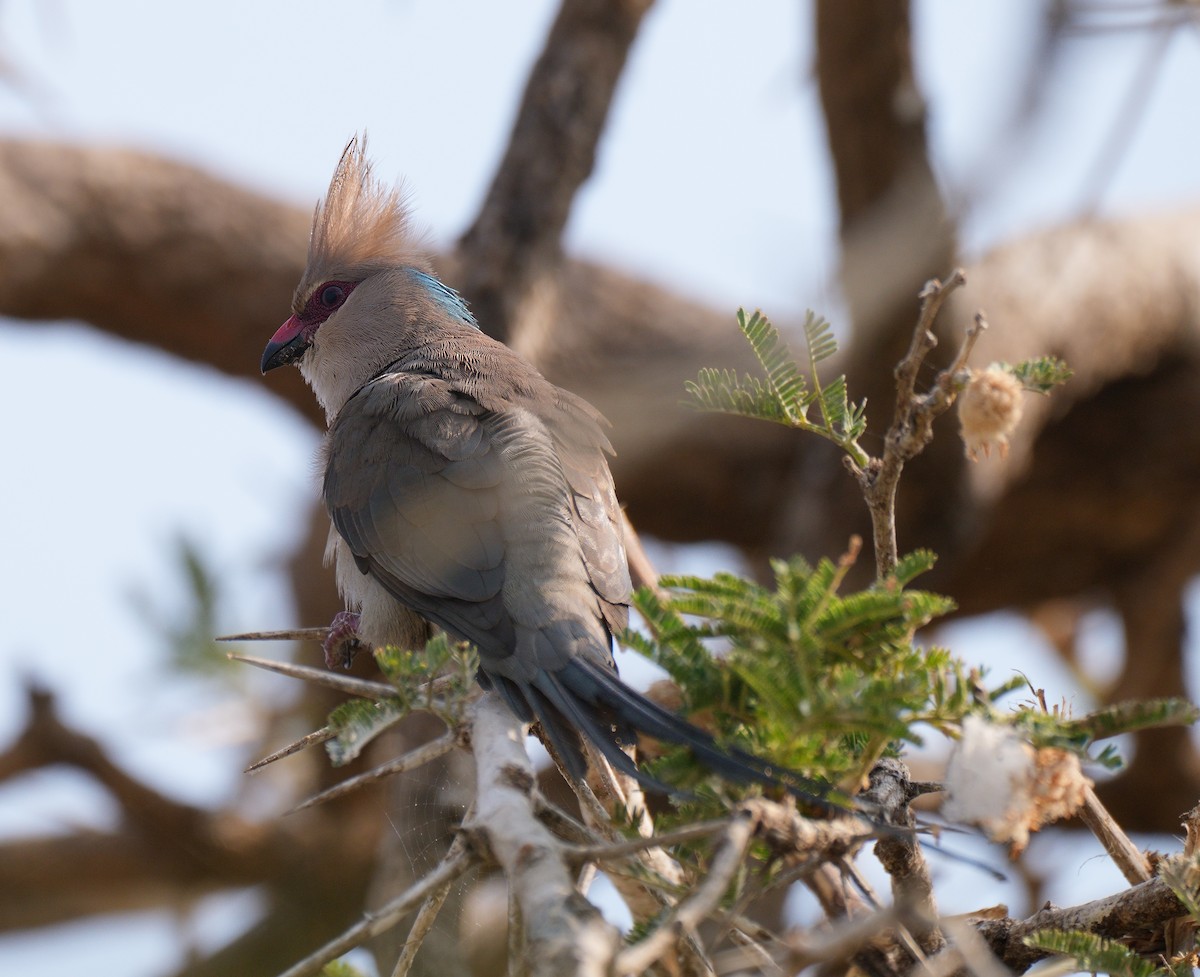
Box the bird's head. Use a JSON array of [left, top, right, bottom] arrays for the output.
[[261, 135, 468, 419], [260, 278, 359, 373]]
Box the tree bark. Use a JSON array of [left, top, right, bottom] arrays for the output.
[[456, 0, 656, 349]]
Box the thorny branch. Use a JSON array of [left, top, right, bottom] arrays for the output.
[[14, 615, 1195, 977], [253, 683, 899, 977], [844, 268, 985, 577], [287, 730, 460, 813], [228, 650, 398, 701], [214, 540, 1191, 977]]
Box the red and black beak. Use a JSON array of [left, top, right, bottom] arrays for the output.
[[261, 315, 312, 373]]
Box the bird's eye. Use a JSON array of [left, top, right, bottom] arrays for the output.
[[320, 284, 346, 308]]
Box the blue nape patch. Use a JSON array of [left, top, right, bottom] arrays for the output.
[[410, 269, 478, 329]]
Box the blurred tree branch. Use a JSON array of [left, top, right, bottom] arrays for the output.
[[456, 0, 655, 347], [0, 685, 385, 975]]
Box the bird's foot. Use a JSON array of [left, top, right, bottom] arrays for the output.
[[323, 610, 366, 669]]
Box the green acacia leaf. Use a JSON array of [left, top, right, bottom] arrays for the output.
[[326, 697, 409, 767], [1064, 698, 1200, 741], [1022, 930, 1159, 977], [802, 310, 839, 366], [1002, 356, 1073, 394], [739, 309, 810, 423]]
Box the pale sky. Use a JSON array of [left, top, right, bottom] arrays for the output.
[[2, 2, 1199, 974]]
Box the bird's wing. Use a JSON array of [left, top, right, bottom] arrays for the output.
[[323, 370, 516, 657], [324, 367, 629, 659], [546, 389, 632, 633]]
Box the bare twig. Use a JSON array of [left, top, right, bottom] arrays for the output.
[[572, 747, 628, 829], [805, 861, 871, 923], [1079, 782, 1153, 885], [616, 807, 758, 976], [538, 791, 716, 974], [941, 312, 988, 390], [557, 743, 693, 930], [228, 652, 397, 701], [846, 270, 984, 577], [288, 730, 459, 813], [705, 861, 785, 965], [780, 905, 902, 973], [836, 857, 933, 973], [760, 849, 842, 902], [590, 746, 690, 888], [543, 742, 717, 975], [274, 847, 477, 977], [893, 271, 966, 410], [218, 628, 331, 642], [246, 725, 336, 773], [534, 795, 598, 846], [507, 881, 526, 977], [725, 928, 787, 977], [390, 885, 455, 977], [575, 861, 598, 897], [562, 819, 729, 863]]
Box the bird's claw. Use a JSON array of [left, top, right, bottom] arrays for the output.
[[323, 610, 366, 669]]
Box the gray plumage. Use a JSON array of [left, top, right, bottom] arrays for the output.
[[262, 137, 814, 792]]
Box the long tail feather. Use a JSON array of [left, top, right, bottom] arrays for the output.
[[523, 657, 838, 808], [532, 668, 677, 794]]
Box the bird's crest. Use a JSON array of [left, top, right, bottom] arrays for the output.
[[296, 135, 431, 311]]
